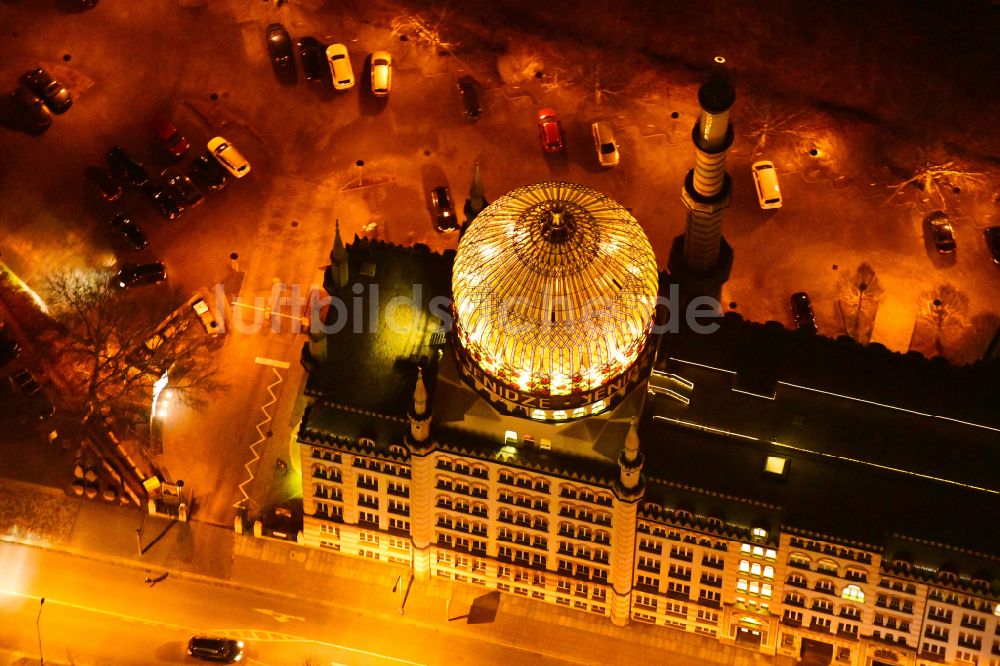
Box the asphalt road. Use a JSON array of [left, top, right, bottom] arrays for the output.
[[2, 0, 999, 519], [0, 541, 578, 665]]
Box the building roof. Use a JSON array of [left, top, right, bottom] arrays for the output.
[[452, 182, 659, 394]]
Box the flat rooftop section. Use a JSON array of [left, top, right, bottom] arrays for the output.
[[305, 240, 453, 416], [642, 315, 1000, 557]]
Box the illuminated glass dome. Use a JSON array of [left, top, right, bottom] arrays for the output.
[[452, 182, 659, 418]]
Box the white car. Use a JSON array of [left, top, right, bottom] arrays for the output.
[[326, 43, 355, 90], [370, 51, 392, 97], [591, 121, 619, 167], [751, 160, 782, 209], [207, 137, 251, 179]]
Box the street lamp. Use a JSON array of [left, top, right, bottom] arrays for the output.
[[36, 597, 44, 665]]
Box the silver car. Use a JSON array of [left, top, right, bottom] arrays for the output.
[[591, 121, 619, 167]]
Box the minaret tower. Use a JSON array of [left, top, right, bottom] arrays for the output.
[[667, 76, 736, 304], [609, 417, 645, 626], [323, 219, 350, 296], [404, 368, 436, 580]]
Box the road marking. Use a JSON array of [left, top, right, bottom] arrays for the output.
[[234, 366, 285, 509], [253, 608, 305, 623], [0, 588, 195, 632], [254, 356, 291, 369]]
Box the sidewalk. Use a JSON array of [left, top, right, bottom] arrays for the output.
[[0, 478, 793, 666]]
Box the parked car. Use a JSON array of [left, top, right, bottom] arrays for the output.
[[107, 146, 149, 188], [116, 262, 167, 289], [925, 210, 956, 253], [370, 51, 392, 96], [0, 339, 21, 369], [188, 153, 227, 191], [457, 76, 481, 120], [84, 165, 122, 201], [984, 227, 1000, 265], [591, 121, 619, 167], [191, 297, 220, 334], [109, 213, 148, 250], [9, 369, 53, 420], [326, 43, 355, 90], [751, 160, 783, 209], [162, 168, 204, 208], [207, 137, 251, 179], [10, 87, 52, 132], [187, 636, 244, 663], [790, 292, 817, 334], [142, 183, 183, 220], [298, 37, 327, 83], [265, 23, 294, 70], [149, 116, 189, 158], [20, 67, 72, 114], [537, 108, 564, 154], [430, 186, 458, 232]]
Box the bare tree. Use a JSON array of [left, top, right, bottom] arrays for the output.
[[742, 98, 812, 158], [839, 262, 884, 340], [921, 283, 970, 357], [45, 270, 226, 427], [884, 149, 991, 208]]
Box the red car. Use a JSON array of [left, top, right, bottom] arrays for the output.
[[149, 116, 189, 158], [537, 108, 564, 153]]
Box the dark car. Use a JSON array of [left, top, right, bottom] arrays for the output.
[[0, 339, 21, 369], [20, 67, 72, 114], [298, 37, 327, 83], [142, 183, 183, 220], [188, 153, 227, 192], [458, 76, 482, 121], [149, 116, 189, 158], [266, 23, 294, 69], [116, 262, 166, 289], [187, 636, 244, 663], [10, 87, 53, 132], [984, 227, 1000, 265], [107, 147, 149, 188], [162, 168, 204, 208], [430, 186, 458, 232], [925, 210, 956, 254], [84, 165, 122, 201], [109, 213, 148, 250], [537, 108, 564, 153], [790, 292, 817, 334]]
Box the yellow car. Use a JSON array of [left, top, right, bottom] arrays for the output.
[[207, 136, 251, 178]]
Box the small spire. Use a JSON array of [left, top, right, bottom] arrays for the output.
[[624, 416, 640, 463], [469, 162, 485, 211], [413, 368, 427, 417], [330, 219, 347, 263]]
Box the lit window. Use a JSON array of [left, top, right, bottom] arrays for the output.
[[504, 430, 518, 444], [749, 581, 760, 594], [540, 438, 551, 451], [531, 410, 546, 420], [763, 565, 774, 579], [995, 604, 1000, 617], [751, 563, 762, 576], [761, 583, 772, 598], [739, 560, 750, 573], [741, 544, 752, 554], [572, 408, 586, 418], [752, 546, 764, 557], [552, 410, 567, 420], [842, 585, 865, 603], [752, 527, 767, 539], [590, 400, 606, 414], [765, 548, 777, 560], [737, 578, 748, 591], [764, 456, 787, 476]]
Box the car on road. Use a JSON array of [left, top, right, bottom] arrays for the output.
[[265, 23, 294, 70], [20, 67, 72, 114], [149, 116, 189, 158], [985, 227, 1000, 265], [162, 168, 204, 208], [326, 43, 354, 90], [925, 210, 956, 253], [298, 37, 327, 83], [107, 147, 149, 188], [10, 87, 52, 132], [188, 153, 227, 191], [187, 636, 244, 663], [116, 262, 166, 289], [142, 183, 183, 220], [207, 137, 251, 179], [537, 108, 564, 153], [790, 292, 817, 334], [751, 160, 783, 209], [109, 213, 148, 250], [370, 51, 392, 96], [84, 165, 122, 201], [591, 121, 619, 167], [457, 76, 481, 120], [430, 186, 458, 232]]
